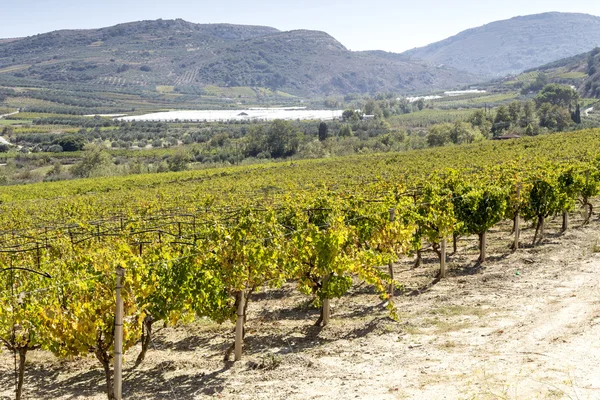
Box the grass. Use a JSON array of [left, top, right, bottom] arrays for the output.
[[388, 109, 473, 128], [556, 71, 588, 80], [0, 108, 18, 115], [466, 92, 519, 105], [202, 85, 296, 99], [433, 92, 519, 108], [580, 98, 598, 108], [6, 112, 80, 120], [204, 85, 256, 98], [156, 85, 175, 93], [274, 90, 296, 98], [0, 119, 32, 126], [5, 97, 63, 108], [13, 125, 78, 134]]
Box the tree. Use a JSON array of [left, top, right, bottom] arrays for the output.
[[535, 84, 579, 108], [267, 120, 301, 158], [579, 158, 600, 224], [522, 177, 561, 245], [453, 186, 507, 262], [412, 180, 457, 271], [363, 99, 382, 117], [571, 103, 582, 124], [556, 167, 583, 232], [43, 244, 144, 400], [521, 72, 549, 94], [519, 101, 537, 128], [133, 245, 229, 366], [347, 193, 416, 305], [450, 121, 479, 145], [339, 124, 353, 138], [534, 73, 549, 89], [468, 109, 493, 138], [52, 135, 85, 152], [508, 101, 522, 124], [0, 267, 52, 400], [46, 162, 63, 177], [318, 122, 329, 142], [426, 124, 452, 147], [204, 208, 286, 360], [281, 195, 356, 326], [167, 150, 191, 172], [342, 109, 360, 123], [492, 105, 511, 135], [538, 104, 572, 131], [70, 147, 113, 178]]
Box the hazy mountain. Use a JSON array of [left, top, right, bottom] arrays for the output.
[[0, 19, 476, 97], [403, 12, 600, 78]]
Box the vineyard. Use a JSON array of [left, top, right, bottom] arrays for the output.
[[3, 128, 600, 399]]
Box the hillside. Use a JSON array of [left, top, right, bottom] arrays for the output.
[[403, 12, 600, 78], [0, 19, 476, 97], [500, 47, 600, 99], [531, 48, 600, 98]]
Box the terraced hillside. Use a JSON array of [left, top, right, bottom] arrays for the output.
[[0, 19, 476, 97]]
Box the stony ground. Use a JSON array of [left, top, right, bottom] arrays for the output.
[[2, 212, 600, 400]]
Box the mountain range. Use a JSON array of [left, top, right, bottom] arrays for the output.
[[1, 13, 600, 97], [0, 19, 474, 97], [403, 12, 600, 78]]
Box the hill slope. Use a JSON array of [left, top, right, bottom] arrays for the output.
[[531, 48, 600, 98], [0, 19, 476, 97], [403, 12, 600, 78], [500, 48, 600, 99]]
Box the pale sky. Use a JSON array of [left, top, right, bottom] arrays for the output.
[[2, 0, 600, 52]]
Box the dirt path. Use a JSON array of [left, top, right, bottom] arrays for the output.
[[2, 216, 600, 399], [0, 111, 19, 119]]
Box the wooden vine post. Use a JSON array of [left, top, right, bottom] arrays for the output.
[[322, 275, 331, 327], [234, 290, 245, 361], [585, 171, 592, 224], [322, 299, 331, 327], [114, 266, 124, 400], [479, 232, 487, 263], [440, 237, 447, 278], [388, 208, 396, 298], [514, 183, 521, 251]]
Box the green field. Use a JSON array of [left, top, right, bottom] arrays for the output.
[[388, 108, 473, 128], [557, 71, 588, 79], [0, 119, 32, 125]]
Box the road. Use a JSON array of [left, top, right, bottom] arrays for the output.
[[0, 110, 19, 146], [0, 110, 19, 119]]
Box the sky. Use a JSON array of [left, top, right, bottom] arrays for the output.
[[2, 0, 600, 53]]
